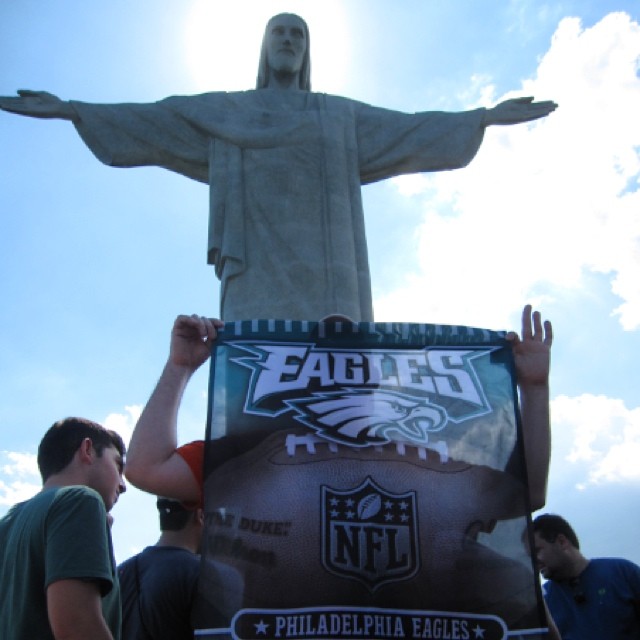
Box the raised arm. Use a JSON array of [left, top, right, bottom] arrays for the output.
[[484, 96, 557, 126], [506, 304, 553, 511], [0, 90, 78, 121], [125, 314, 223, 503]]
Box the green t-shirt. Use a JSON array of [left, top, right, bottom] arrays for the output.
[[0, 485, 120, 640]]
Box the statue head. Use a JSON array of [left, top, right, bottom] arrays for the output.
[[256, 13, 311, 91]]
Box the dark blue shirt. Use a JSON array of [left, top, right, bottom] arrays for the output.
[[118, 546, 200, 640], [544, 558, 640, 639]]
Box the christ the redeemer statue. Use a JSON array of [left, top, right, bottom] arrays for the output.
[[0, 13, 556, 321]]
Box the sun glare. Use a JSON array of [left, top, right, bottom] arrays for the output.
[[182, 0, 351, 93]]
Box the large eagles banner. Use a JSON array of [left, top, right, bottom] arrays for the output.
[[193, 319, 548, 639]]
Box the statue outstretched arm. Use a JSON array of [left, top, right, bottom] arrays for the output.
[[484, 96, 557, 126], [0, 89, 78, 121]]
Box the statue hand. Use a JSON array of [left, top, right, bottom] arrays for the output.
[[485, 97, 557, 126], [0, 90, 77, 120]]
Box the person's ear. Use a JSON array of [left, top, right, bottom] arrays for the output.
[[196, 508, 205, 526], [77, 437, 95, 465]]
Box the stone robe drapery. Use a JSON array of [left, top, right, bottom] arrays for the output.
[[71, 90, 486, 321]]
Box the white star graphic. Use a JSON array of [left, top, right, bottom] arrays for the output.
[[472, 623, 485, 638], [254, 619, 269, 635]]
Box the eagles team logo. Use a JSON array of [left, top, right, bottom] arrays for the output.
[[226, 342, 495, 448], [322, 477, 419, 590], [286, 389, 446, 447]]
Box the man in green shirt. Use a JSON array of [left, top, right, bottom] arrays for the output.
[[0, 417, 126, 640]]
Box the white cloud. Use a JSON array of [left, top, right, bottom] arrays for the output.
[[0, 452, 40, 507], [1, 451, 38, 477], [375, 12, 640, 330], [104, 405, 143, 446], [551, 393, 640, 486]]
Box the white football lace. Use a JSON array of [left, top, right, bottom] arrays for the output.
[[284, 433, 448, 463]]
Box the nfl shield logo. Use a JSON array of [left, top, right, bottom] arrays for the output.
[[321, 477, 419, 590]]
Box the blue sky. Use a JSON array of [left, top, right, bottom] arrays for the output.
[[1, 0, 639, 570]]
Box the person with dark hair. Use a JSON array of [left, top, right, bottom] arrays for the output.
[[118, 497, 204, 640], [37, 416, 126, 482], [0, 417, 126, 640], [532, 513, 640, 639], [0, 13, 556, 322]]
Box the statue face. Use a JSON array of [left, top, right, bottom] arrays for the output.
[[266, 14, 307, 76]]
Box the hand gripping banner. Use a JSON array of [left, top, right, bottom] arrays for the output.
[[193, 319, 548, 640]]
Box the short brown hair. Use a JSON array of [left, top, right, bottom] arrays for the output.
[[37, 417, 125, 482]]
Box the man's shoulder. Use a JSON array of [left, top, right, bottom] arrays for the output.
[[142, 545, 198, 562], [589, 557, 640, 576], [121, 546, 199, 589], [50, 484, 103, 500], [118, 547, 146, 569], [588, 557, 638, 569], [47, 485, 106, 514], [2, 486, 102, 522], [120, 546, 197, 568], [40, 487, 109, 540]]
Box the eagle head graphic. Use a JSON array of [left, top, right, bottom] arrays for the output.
[[285, 389, 447, 446]]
